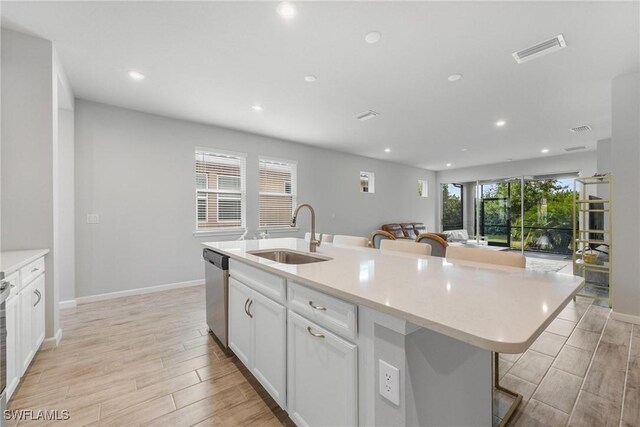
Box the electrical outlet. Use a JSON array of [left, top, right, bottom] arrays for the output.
[[378, 359, 400, 405], [87, 214, 100, 224]]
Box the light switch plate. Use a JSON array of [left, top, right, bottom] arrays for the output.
[[379, 359, 400, 405], [87, 214, 100, 224]]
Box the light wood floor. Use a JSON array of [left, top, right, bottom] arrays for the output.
[[7, 286, 639, 426]]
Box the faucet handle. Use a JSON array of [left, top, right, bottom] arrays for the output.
[[317, 233, 323, 246]]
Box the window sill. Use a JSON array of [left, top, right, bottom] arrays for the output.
[[193, 228, 247, 238], [257, 227, 299, 234]]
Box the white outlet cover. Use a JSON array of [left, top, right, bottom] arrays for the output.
[[87, 214, 100, 224], [378, 359, 400, 406]]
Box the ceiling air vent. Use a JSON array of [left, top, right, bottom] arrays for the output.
[[355, 110, 380, 121], [570, 125, 592, 133], [564, 146, 587, 152], [512, 34, 566, 64]]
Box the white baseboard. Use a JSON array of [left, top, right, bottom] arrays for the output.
[[59, 299, 77, 309], [41, 328, 63, 349], [611, 311, 640, 325], [75, 279, 204, 305]]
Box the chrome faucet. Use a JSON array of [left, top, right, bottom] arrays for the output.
[[291, 203, 321, 253]]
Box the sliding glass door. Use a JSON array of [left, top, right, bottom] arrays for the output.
[[442, 184, 464, 231], [473, 176, 575, 254]]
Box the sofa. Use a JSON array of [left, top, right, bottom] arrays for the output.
[[381, 223, 427, 240]]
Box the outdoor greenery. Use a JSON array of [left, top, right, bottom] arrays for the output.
[[442, 184, 463, 230], [481, 179, 575, 254]]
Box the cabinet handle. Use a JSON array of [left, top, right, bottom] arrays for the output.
[[31, 267, 39, 273], [33, 289, 42, 307], [0, 281, 8, 292], [247, 300, 253, 318], [307, 326, 325, 338], [308, 301, 327, 311], [244, 298, 250, 317]]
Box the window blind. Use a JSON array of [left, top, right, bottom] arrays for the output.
[[259, 158, 297, 227], [195, 149, 246, 230]]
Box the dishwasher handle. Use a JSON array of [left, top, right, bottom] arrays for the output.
[[203, 249, 229, 270]]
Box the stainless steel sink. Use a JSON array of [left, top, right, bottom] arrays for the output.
[[247, 249, 332, 265]]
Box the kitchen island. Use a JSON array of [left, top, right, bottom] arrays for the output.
[[203, 238, 584, 426]]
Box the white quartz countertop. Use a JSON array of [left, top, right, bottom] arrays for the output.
[[1, 249, 50, 278], [203, 238, 584, 353]]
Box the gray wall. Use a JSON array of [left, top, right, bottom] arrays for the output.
[[1, 29, 59, 337], [57, 107, 75, 302], [611, 73, 640, 317], [74, 100, 437, 297]]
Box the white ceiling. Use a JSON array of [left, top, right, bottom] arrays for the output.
[[3, 1, 639, 171]]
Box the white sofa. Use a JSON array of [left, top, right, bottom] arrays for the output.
[[443, 229, 487, 245]]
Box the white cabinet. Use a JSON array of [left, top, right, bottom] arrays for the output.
[[229, 278, 253, 366], [4, 254, 47, 396], [228, 277, 286, 407], [5, 293, 20, 400], [287, 311, 358, 427], [19, 279, 36, 375]]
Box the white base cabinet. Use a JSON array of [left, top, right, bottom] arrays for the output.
[[229, 278, 286, 407], [3, 254, 47, 401], [287, 311, 358, 427]]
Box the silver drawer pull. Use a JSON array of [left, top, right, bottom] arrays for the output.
[[247, 300, 254, 318], [0, 281, 8, 292], [33, 289, 42, 307], [308, 301, 327, 311], [31, 267, 39, 273], [307, 326, 325, 338]]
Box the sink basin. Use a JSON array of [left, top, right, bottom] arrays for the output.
[[248, 249, 332, 265]]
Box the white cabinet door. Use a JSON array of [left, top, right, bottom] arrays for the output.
[[228, 278, 253, 366], [287, 311, 357, 427], [32, 275, 45, 350], [5, 295, 20, 400], [252, 290, 286, 408], [19, 280, 35, 375]]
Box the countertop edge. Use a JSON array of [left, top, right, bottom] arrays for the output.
[[1, 249, 50, 277], [203, 243, 584, 353]]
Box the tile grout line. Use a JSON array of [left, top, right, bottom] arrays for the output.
[[566, 308, 611, 426], [505, 301, 593, 424], [619, 324, 634, 427]]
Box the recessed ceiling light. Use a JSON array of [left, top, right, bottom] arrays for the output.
[[365, 31, 382, 44], [461, 148, 468, 152], [276, 1, 297, 20], [384, 148, 391, 153], [495, 120, 506, 127], [128, 71, 145, 81], [251, 104, 263, 112], [541, 148, 549, 153], [446, 163, 452, 167], [304, 75, 317, 83], [448, 74, 463, 82]]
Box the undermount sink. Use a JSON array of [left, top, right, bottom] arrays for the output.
[[248, 249, 332, 265]]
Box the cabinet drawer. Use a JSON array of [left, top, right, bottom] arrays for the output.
[[2, 272, 20, 299], [20, 257, 45, 287], [288, 282, 357, 341], [230, 259, 286, 304]]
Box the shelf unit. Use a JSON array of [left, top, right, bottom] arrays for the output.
[[572, 176, 612, 307]]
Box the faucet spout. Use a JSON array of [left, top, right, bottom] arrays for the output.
[[291, 203, 320, 252]]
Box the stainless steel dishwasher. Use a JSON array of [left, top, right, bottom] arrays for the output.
[[203, 249, 230, 348]]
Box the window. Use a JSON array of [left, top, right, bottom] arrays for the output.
[[195, 149, 246, 231], [259, 158, 297, 227], [360, 171, 375, 193], [442, 183, 463, 231]]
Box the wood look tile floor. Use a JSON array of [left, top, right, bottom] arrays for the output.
[[7, 286, 639, 426]]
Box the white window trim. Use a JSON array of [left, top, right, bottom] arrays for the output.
[[195, 148, 247, 233]]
